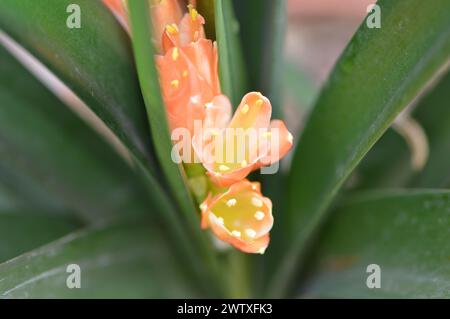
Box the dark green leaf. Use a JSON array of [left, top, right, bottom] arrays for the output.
[[0, 209, 81, 263], [0, 45, 209, 294], [0, 0, 156, 168], [0, 219, 201, 298], [270, 0, 450, 296], [215, 0, 248, 107], [411, 72, 450, 187], [354, 69, 450, 190], [301, 190, 450, 298], [0, 45, 163, 222]]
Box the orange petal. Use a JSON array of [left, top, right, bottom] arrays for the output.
[[194, 92, 275, 187], [161, 4, 206, 53], [178, 6, 206, 45], [255, 119, 294, 169], [200, 180, 273, 254], [151, 0, 184, 53], [156, 47, 211, 135], [229, 92, 272, 131], [103, 0, 130, 33], [182, 39, 221, 96], [203, 95, 232, 131]]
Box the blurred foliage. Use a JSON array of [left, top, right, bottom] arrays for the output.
[[0, 0, 449, 298]]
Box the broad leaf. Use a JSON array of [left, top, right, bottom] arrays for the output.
[[0, 0, 156, 168], [270, 0, 450, 296], [0, 219, 201, 298], [0, 45, 165, 222], [301, 190, 450, 298], [0, 209, 81, 263], [215, 0, 248, 107], [354, 69, 450, 190]]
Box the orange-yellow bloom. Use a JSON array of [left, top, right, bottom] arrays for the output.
[[200, 180, 273, 254], [156, 40, 220, 136], [104, 0, 220, 137], [193, 92, 294, 187]]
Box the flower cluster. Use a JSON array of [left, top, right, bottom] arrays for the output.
[[103, 0, 293, 254]]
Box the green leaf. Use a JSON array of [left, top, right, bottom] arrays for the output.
[[233, 0, 286, 118], [0, 0, 156, 168], [354, 69, 450, 190], [283, 60, 318, 115], [127, 0, 196, 234], [0, 45, 163, 223], [0, 218, 201, 298], [270, 0, 450, 296], [0, 45, 210, 294], [301, 190, 450, 298], [0, 209, 81, 263], [411, 72, 450, 188], [127, 1, 225, 296], [350, 129, 411, 190], [215, 0, 248, 107]]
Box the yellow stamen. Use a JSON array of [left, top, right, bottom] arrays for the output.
[[170, 80, 179, 88], [188, 4, 198, 21], [219, 165, 230, 172], [172, 47, 179, 61], [182, 70, 188, 77], [255, 99, 263, 107], [166, 23, 179, 34], [241, 104, 249, 114]]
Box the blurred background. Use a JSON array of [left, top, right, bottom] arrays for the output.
[[284, 0, 375, 132]]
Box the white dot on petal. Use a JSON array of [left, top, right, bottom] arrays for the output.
[[251, 197, 263, 208], [226, 198, 237, 207], [254, 211, 265, 221], [287, 132, 293, 143], [231, 230, 241, 237], [245, 228, 256, 238]]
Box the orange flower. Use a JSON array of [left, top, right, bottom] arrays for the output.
[[161, 4, 206, 53], [200, 180, 273, 254], [156, 39, 220, 136], [104, 0, 220, 136], [193, 92, 294, 187]]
